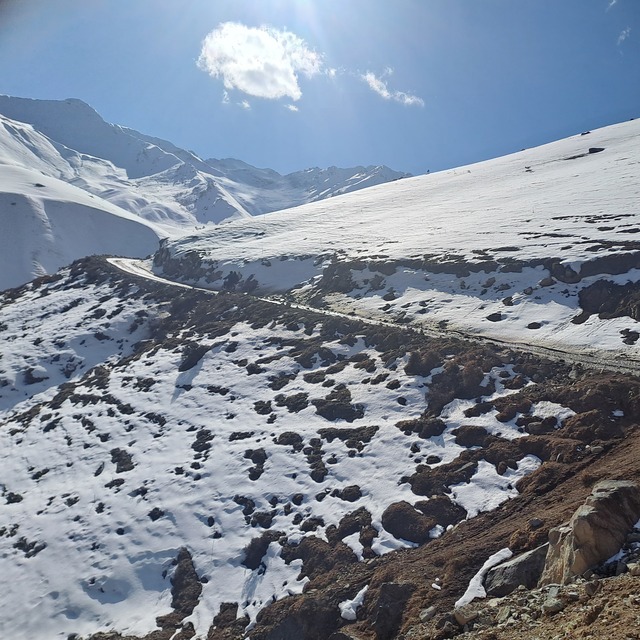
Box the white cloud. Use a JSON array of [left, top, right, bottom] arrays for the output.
[[362, 69, 424, 107], [239, 100, 251, 110], [285, 104, 299, 112], [606, 0, 617, 11], [618, 26, 631, 45], [198, 22, 323, 101], [221, 90, 230, 105]]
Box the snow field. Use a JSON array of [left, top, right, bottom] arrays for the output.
[[0, 271, 580, 639]]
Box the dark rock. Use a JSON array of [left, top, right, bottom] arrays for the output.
[[178, 343, 209, 372], [148, 507, 165, 521], [381, 501, 437, 544], [245, 448, 268, 466], [242, 531, 283, 570], [251, 511, 275, 529], [525, 420, 554, 436], [318, 425, 378, 450], [452, 425, 488, 447], [212, 602, 250, 637], [326, 507, 372, 544], [274, 431, 303, 452], [110, 448, 134, 473], [405, 350, 441, 377], [233, 495, 256, 516], [246, 362, 265, 375], [191, 428, 214, 452], [578, 278, 640, 322], [332, 485, 362, 502], [414, 495, 467, 528], [300, 516, 325, 532], [281, 536, 357, 581], [166, 548, 202, 621], [407, 458, 478, 497], [275, 392, 309, 413], [312, 386, 364, 422], [396, 416, 446, 439], [229, 431, 254, 442], [254, 400, 272, 415], [370, 582, 415, 639], [463, 401, 493, 418]]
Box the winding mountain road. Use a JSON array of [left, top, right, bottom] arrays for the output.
[[108, 257, 640, 376]]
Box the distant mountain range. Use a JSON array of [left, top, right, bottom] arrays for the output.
[[0, 95, 409, 289]]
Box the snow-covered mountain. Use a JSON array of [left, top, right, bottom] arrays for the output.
[[2, 116, 640, 640], [0, 114, 162, 290], [206, 157, 410, 216], [155, 118, 640, 363], [0, 95, 408, 289]]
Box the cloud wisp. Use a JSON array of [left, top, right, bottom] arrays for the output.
[[606, 0, 617, 11], [198, 22, 323, 102], [617, 26, 631, 46], [362, 68, 424, 107]]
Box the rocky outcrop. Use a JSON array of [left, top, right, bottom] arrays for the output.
[[577, 278, 640, 322], [369, 582, 415, 639], [154, 547, 202, 639], [484, 543, 549, 596], [539, 480, 640, 585]]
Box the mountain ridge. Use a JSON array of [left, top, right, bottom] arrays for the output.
[[0, 94, 409, 289]]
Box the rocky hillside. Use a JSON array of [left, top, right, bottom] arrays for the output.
[[2, 256, 640, 640]]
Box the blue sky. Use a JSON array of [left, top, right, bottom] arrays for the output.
[[0, 0, 638, 175]]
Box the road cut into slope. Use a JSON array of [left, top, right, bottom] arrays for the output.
[[109, 257, 640, 376]]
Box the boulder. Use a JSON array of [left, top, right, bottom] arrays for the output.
[[414, 495, 468, 528], [453, 603, 479, 626], [539, 480, 640, 585], [484, 543, 549, 596], [381, 501, 437, 544]]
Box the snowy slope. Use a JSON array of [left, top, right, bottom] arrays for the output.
[[0, 260, 572, 639], [0, 161, 161, 290], [156, 118, 640, 360]]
